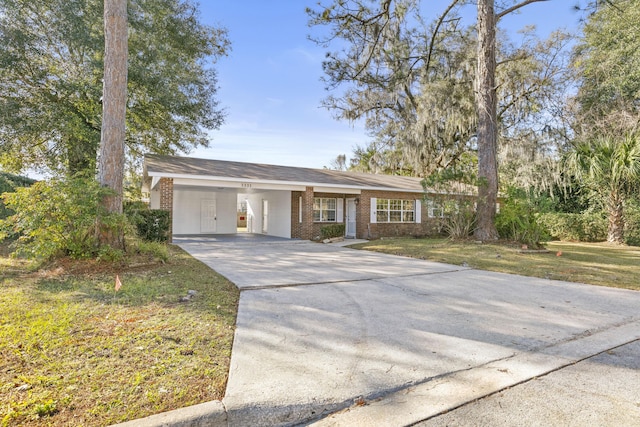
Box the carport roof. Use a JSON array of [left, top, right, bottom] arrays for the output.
[[144, 154, 433, 192]]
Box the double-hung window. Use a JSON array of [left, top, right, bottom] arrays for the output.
[[427, 200, 445, 218], [314, 198, 337, 222], [376, 199, 415, 223]]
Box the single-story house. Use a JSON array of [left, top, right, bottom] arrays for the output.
[[142, 154, 459, 241]]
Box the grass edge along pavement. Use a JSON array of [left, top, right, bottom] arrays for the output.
[[350, 238, 640, 291], [0, 243, 239, 427]]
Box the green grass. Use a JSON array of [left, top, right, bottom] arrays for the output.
[[350, 238, 640, 290], [0, 243, 239, 426]]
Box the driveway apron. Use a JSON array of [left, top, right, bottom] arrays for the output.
[[178, 239, 640, 427]]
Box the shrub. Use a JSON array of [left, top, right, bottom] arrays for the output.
[[320, 224, 345, 239], [624, 199, 640, 246], [0, 176, 126, 260], [439, 199, 476, 240], [495, 187, 550, 247], [538, 211, 607, 242], [125, 203, 170, 242], [0, 172, 36, 221], [422, 166, 478, 239]]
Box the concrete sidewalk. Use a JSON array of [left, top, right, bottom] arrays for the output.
[[119, 239, 640, 426]]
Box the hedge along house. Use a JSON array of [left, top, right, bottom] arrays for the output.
[[142, 154, 452, 241]]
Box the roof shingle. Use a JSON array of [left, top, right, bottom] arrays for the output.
[[144, 154, 428, 192]]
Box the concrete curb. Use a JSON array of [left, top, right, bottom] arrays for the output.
[[110, 400, 227, 427]]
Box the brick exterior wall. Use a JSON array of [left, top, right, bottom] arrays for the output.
[[291, 189, 355, 240], [291, 188, 442, 241], [307, 192, 351, 240], [158, 178, 174, 242], [291, 187, 316, 239], [362, 190, 441, 239]]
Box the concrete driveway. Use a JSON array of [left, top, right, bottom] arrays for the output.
[[178, 238, 640, 426]]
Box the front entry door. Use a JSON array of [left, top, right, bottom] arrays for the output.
[[346, 198, 357, 238], [200, 199, 217, 233]]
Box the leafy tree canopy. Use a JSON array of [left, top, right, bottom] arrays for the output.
[[573, 0, 640, 130], [0, 0, 229, 176], [308, 1, 573, 179]]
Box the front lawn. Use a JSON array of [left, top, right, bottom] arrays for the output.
[[0, 243, 239, 426], [350, 238, 640, 290]]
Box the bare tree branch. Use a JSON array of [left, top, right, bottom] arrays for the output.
[[497, 0, 550, 20]]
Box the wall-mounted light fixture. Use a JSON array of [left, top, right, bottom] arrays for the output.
[[354, 197, 360, 206]]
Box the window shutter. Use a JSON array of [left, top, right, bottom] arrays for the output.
[[336, 198, 344, 222], [370, 197, 377, 223], [415, 199, 422, 223]]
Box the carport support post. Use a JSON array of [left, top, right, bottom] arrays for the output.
[[159, 178, 173, 243], [301, 186, 315, 240]]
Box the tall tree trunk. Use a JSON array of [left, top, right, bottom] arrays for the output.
[[98, 0, 128, 248], [474, 0, 499, 241], [607, 190, 625, 244]]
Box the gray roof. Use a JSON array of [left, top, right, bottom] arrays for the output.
[[144, 154, 428, 192]]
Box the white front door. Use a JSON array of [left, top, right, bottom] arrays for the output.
[[200, 199, 217, 233], [346, 198, 357, 238], [262, 199, 268, 234]]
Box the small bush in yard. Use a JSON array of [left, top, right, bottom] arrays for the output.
[[422, 166, 477, 239], [495, 187, 550, 247], [439, 199, 476, 239], [320, 224, 345, 239], [0, 176, 126, 260], [125, 202, 170, 242], [538, 211, 607, 242]]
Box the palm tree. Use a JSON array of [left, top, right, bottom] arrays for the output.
[[566, 134, 640, 244]]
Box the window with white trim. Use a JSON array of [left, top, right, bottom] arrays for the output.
[[427, 200, 445, 218], [313, 197, 337, 222], [376, 199, 415, 223]]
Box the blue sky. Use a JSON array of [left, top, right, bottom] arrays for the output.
[[193, 1, 585, 169]]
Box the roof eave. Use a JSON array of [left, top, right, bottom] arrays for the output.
[[145, 171, 435, 194]]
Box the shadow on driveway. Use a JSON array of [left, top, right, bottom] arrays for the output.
[[178, 240, 640, 426]]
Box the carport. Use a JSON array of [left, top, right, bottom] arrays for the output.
[[169, 184, 293, 238], [143, 154, 307, 239]]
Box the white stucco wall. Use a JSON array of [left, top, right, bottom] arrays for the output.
[[172, 189, 237, 235], [243, 194, 260, 234], [264, 190, 291, 238], [149, 189, 160, 209], [244, 191, 291, 238]]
